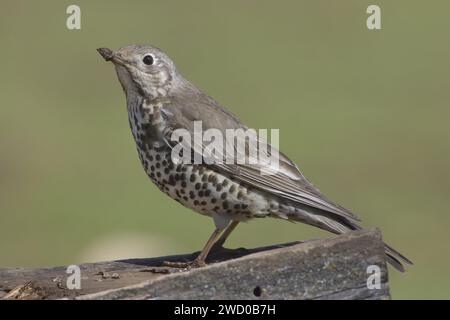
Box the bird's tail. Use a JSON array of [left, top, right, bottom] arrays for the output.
[[286, 207, 413, 272], [384, 242, 413, 272]]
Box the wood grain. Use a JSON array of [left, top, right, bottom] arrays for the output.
[[0, 229, 390, 300]]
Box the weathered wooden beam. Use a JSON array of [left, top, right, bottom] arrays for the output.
[[0, 229, 390, 300]]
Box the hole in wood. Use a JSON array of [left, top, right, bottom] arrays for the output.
[[253, 286, 262, 297]]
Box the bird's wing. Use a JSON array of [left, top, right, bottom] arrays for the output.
[[160, 90, 361, 223]]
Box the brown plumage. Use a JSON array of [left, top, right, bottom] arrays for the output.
[[97, 45, 412, 271]]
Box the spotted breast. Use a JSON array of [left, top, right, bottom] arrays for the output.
[[126, 97, 279, 225]]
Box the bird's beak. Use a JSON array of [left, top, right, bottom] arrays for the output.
[[97, 47, 115, 61], [97, 47, 127, 66]]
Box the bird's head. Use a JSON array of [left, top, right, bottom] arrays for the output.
[[97, 45, 178, 99]]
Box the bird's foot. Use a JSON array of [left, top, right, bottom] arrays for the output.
[[163, 258, 206, 270]]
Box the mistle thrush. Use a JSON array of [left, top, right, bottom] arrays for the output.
[[97, 45, 412, 271]]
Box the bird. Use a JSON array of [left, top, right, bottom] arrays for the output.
[[97, 44, 412, 271]]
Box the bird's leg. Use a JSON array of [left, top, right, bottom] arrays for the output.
[[212, 221, 240, 249], [210, 221, 249, 257], [163, 227, 225, 269]]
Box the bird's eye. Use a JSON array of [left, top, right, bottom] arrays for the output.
[[143, 55, 154, 65]]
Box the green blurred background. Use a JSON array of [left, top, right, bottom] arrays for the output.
[[1, 0, 449, 299]]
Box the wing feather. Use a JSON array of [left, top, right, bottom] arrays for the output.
[[161, 86, 361, 223]]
